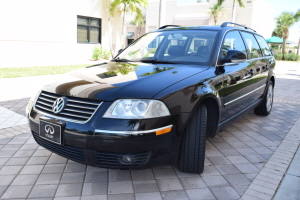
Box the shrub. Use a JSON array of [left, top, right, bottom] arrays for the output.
[[286, 53, 300, 61], [274, 53, 300, 61], [274, 53, 283, 60], [92, 47, 112, 60]]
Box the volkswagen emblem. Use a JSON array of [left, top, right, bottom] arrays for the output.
[[52, 97, 66, 114], [45, 125, 55, 135]]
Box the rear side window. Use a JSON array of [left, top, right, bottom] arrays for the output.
[[221, 31, 247, 58], [240, 32, 263, 59], [254, 35, 272, 56]]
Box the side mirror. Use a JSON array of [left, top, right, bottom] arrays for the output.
[[118, 49, 124, 54], [220, 50, 246, 64]]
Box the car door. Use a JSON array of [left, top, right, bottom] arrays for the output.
[[239, 31, 269, 103], [218, 31, 262, 122]]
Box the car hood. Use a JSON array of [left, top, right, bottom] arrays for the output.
[[41, 62, 208, 101]]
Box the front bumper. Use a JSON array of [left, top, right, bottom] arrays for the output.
[[28, 112, 185, 169]]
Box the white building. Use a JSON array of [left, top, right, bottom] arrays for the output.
[[0, 0, 274, 68], [0, 0, 124, 68], [145, 0, 273, 36]]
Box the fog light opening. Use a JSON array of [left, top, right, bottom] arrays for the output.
[[119, 155, 134, 165]]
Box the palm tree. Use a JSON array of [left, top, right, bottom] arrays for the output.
[[273, 10, 300, 57], [218, 0, 245, 22], [208, 4, 224, 25], [109, 0, 148, 47], [271, 27, 283, 38], [130, 15, 146, 38]]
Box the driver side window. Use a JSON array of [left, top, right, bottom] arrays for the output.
[[221, 31, 247, 58]]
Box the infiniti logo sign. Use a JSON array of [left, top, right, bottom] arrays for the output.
[[52, 97, 66, 114], [45, 125, 55, 135]]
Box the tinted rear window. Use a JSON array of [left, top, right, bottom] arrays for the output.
[[240, 32, 263, 59], [254, 35, 272, 56]]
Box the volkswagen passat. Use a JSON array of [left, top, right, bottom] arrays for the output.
[[27, 22, 275, 173]]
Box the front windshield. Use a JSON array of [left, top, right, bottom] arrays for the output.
[[116, 30, 218, 64]]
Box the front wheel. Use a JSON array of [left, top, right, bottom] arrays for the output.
[[178, 104, 207, 174], [254, 81, 274, 116]]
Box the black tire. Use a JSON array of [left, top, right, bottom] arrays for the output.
[[254, 81, 274, 116], [178, 104, 207, 174]]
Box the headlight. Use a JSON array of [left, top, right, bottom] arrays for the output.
[[103, 99, 170, 119]]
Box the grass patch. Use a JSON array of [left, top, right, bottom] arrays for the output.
[[0, 64, 91, 78]]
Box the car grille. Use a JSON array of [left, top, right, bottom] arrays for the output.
[[94, 151, 151, 168], [34, 91, 102, 123], [32, 132, 86, 164]]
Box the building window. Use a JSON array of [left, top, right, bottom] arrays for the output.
[[77, 16, 101, 43], [127, 39, 134, 46]]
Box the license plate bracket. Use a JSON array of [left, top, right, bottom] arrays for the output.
[[39, 119, 63, 145]]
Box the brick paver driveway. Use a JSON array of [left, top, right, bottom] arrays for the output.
[[0, 61, 299, 200]]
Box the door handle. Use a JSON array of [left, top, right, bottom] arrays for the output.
[[243, 69, 254, 80]]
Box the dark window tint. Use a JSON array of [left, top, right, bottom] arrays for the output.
[[77, 16, 101, 43], [221, 31, 247, 58], [240, 32, 262, 59], [255, 35, 272, 56]]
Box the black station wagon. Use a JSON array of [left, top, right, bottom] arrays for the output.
[[27, 22, 275, 173]]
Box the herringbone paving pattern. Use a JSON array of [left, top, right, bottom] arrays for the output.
[[1, 66, 300, 200], [0, 99, 299, 200]]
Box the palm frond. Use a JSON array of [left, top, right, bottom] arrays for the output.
[[295, 9, 300, 20], [236, 0, 245, 8], [217, 0, 225, 6], [109, 0, 122, 17]]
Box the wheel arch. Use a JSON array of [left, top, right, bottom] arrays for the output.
[[270, 76, 275, 86], [201, 96, 220, 138], [180, 94, 221, 142]]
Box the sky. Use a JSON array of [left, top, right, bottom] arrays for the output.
[[264, 0, 300, 43]]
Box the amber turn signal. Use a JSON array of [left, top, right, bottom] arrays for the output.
[[156, 127, 172, 135]]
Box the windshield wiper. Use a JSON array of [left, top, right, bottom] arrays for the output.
[[139, 59, 177, 64], [111, 57, 130, 62]]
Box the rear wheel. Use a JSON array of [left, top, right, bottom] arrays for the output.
[[254, 81, 274, 116], [178, 104, 207, 173]]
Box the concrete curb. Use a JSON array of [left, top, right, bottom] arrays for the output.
[[240, 114, 300, 200]]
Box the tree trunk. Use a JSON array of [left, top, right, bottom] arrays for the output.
[[138, 25, 141, 38], [121, 3, 127, 48], [107, 18, 114, 58], [214, 15, 217, 25], [158, 0, 162, 27], [282, 36, 287, 59], [297, 37, 300, 55], [231, 0, 235, 22]]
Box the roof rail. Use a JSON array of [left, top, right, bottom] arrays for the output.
[[158, 25, 181, 30], [221, 22, 256, 32]]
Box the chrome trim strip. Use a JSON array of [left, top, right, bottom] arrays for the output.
[[67, 99, 99, 105], [95, 125, 173, 135], [67, 103, 96, 110], [41, 93, 98, 105], [41, 93, 58, 99], [224, 85, 265, 106], [34, 98, 103, 124], [36, 105, 52, 112], [59, 112, 89, 119], [39, 97, 55, 103], [64, 108, 94, 115], [37, 100, 52, 107]]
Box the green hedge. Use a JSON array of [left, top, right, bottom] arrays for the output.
[[274, 53, 300, 61]]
